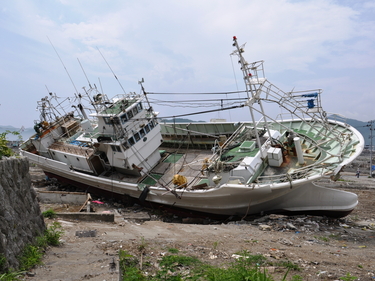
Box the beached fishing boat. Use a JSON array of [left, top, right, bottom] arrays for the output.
[[20, 37, 364, 217]]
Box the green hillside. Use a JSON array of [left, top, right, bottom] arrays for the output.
[[2, 116, 373, 145]]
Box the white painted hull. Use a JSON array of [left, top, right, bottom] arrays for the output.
[[23, 150, 358, 217]]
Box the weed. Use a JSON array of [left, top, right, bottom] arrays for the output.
[[42, 209, 56, 219], [118, 250, 145, 281], [155, 255, 201, 280], [0, 131, 21, 159], [0, 255, 6, 273], [168, 248, 179, 254], [160, 255, 200, 268], [203, 263, 273, 281], [0, 223, 63, 280], [290, 274, 303, 281], [118, 249, 298, 281], [275, 260, 300, 271], [212, 241, 219, 249], [138, 237, 147, 253], [234, 250, 267, 266], [0, 271, 25, 281], [18, 245, 43, 271], [328, 234, 340, 240], [315, 236, 329, 242], [339, 272, 358, 281], [44, 222, 64, 246]]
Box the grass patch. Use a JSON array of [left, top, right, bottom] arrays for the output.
[[44, 222, 64, 246], [119, 248, 302, 280], [167, 248, 179, 254], [119, 250, 146, 281], [0, 222, 64, 280], [18, 245, 43, 271], [0, 255, 6, 273], [274, 260, 300, 271], [0, 271, 25, 281], [315, 236, 329, 242], [339, 272, 358, 281], [42, 209, 57, 219], [328, 233, 341, 240]]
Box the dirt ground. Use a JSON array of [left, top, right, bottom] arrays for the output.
[[22, 167, 375, 281]]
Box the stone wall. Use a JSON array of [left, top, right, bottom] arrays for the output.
[[0, 157, 45, 271]]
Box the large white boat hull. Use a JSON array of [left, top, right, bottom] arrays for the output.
[[24, 150, 358, 217]]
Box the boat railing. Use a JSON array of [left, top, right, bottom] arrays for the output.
[[228, 176, 247, 184], [254, 163, 330, 185], [326, 113, 348, 124]]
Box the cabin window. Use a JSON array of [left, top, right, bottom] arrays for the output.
[[144, 124, 150, 133], [132, 107, 138, 116], [128, 137, 135, 146], [137, 103, 143, 111], [122, 141, 129, 149], [103, 117, 112, 125], [111, 145, 122, 152], [134, 132, 140, 142], [149, 120, 155, 129], [127, 110, 133, 119], [120, 113, 128, 124], [140, 128, 145, 137]]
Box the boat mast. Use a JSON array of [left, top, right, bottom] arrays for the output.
[[232, 36, 269, 156], [138, 78, 152, 110]]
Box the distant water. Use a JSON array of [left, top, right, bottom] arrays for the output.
[[0, 126, 34, 141]]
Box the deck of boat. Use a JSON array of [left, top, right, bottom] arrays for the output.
[[150, 148, 213, 189]]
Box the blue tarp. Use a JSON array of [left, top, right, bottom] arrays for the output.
[[70, 140, 87, 147], [307, 99, 315, 108], [301, 92, 318, 98]]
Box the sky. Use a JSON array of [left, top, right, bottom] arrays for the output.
[[0, 0, 375, 130]]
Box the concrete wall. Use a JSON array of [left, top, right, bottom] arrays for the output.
[[0, 157, 45, 271]]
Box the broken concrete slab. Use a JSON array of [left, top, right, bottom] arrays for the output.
[[121, 211, 151, 221], [76, 230, 97, 237], [37, 191, 87, 204], [56, 212, 114, 222]]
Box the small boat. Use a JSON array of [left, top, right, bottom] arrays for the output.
[[21, 37, 364, 218]]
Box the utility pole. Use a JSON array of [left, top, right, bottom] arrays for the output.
[[366, 120, 374, 177]]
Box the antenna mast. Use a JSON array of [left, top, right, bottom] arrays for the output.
[[96, 47, 127, 95], [47, 36, 80, 96], [77, 58, 92, 88]]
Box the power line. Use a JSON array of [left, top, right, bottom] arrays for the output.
[[147, 90, 247, 95]]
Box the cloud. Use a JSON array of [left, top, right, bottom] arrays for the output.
[[0, 0, 374, 127]]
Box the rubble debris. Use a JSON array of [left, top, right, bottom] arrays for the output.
[[76, 230, 97, 237], [109, 258, 116, 273], [259, 224, 272, 231]]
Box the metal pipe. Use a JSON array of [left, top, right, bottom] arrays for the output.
[[294, 137, 305, 165]]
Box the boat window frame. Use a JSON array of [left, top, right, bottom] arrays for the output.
[[103, 117, 112, 125], [144, 124, 150, 133], [128, 137, 135, 146], [140, 128, 146, 138], [134, 132, 141, 142], [111, 145, 122, 152], [120, 113, 128, 124], [132, 107, 138, 116]]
